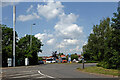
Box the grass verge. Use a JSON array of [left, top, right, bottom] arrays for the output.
[[77, 66, 119, 76]]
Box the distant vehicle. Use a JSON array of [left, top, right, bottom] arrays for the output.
[[46, 57, 56, 63], [52, 60, 56, 63], [42, 58, 46, 63], [46, 58, 52, 63], [38, 60, 44, 64], [60, 55, 67, 63]]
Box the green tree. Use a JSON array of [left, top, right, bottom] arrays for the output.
[[18, 35, 43, 65], [1, 24, 18, 67], [38, 57, 43, 61], [82, 2, 120, 69], [105, 1, 120, 69], [83, 18, 110, 61], [71, 54, 78, 61]]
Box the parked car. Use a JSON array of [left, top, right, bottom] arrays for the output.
[[61, 57, 67, 63], [38, 60, 44, 64], [52, 60, 56, 63], [60, 55, 67, 63], [46, 58, 52, 63]]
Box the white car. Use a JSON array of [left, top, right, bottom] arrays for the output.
[[46, 58, 56, 63], [46, 58, 52, 63], [52, 60, 56, 63]]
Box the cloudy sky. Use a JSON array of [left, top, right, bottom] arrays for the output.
[[2, 1, 118, 56]]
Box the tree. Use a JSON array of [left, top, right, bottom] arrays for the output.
[[18, 35, 43, 65], [82, 2, 120, 69], [58, 53, 64, 56], [105, 1, 120, 69], [71, 54, 79, 61], [83, 18, 110, 61], [1, 24, 18, 67], [52, 51, 58, 59]]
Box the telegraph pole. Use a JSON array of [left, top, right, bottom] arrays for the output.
[[13, 6, 16, 67]]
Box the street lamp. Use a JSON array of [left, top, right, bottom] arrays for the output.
[[25, 23, 35, 66], [30, 23, 36, 49]]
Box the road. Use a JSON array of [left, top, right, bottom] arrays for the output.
[[1, 63, 118, 80]]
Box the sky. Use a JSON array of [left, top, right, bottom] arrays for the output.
[[1, 1, 118, 56]]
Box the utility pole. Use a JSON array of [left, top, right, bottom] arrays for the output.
[[13, 6, 16, 67]]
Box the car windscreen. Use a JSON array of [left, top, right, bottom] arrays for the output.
[[62, 58, 66, 60], [46, 59, 53, 61]]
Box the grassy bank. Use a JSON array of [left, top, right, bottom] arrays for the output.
[[77, 66, 119, 76]]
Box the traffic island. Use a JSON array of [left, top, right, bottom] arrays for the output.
[[77, 66, 119, 78]]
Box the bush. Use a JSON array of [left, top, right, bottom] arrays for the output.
[[86, 61, 98, 63], [78, 60, 82, 63]]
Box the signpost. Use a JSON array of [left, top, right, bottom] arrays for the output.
[[68, 53, 71, 63], [82, 56, 84, 69], [25, 58, 29, 66], [8, 58, 12, 67]]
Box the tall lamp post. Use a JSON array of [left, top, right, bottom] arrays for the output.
[[25, 23, 35, 66], [30, 23, 36, 49]]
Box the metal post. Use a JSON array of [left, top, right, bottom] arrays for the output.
[[30, 23, 35, 49], [82, 57, 84, 69], [13, 6, 16, 67], [30, 25, 32, 49]]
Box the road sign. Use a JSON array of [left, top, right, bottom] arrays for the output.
[[8, 58, 12, 67]]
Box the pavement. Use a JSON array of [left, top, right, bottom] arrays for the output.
[[1, 63, 119, 80]]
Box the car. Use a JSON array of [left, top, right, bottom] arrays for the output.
[[52, 60, 56, 63], [46, 58, 53, 63], [38, 60, 44, 64]]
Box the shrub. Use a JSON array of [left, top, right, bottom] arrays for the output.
[[86, 61, 98, 63], [78, 60, 82, 63]]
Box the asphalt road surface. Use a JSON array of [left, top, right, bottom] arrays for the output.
[[1, 63, 118, 80]]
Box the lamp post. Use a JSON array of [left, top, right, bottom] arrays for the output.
[[25, 23, 35, 66], [30, 23, 36, 49]]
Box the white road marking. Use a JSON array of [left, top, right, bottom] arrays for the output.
[[38, 71, 54, 78], [7, 73, 32, 77], [11, 74, 40, 78]]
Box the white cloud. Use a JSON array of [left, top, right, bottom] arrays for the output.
[[26, 5, 33, 13], [56, 39, 79, 49], [63, 39, 79, 45], [47, 38, 55, 45], [70, 45, 81, 52], [83, 41, 87, 46], [90, 29, 93, 34], [17, 13, 40, 22], [17, 1, 63, 21], [34, 33, 53, 42], [24, 1, 86, 55], [37, 1, 64, 20], [54, 13, 83, 39]]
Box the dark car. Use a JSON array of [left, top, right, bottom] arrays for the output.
[[38, 60, 44, 64]]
